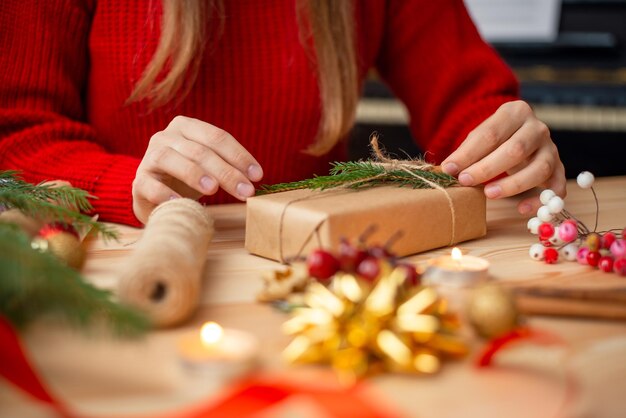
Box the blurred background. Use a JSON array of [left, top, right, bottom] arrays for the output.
[[350, 0, 626, 178]]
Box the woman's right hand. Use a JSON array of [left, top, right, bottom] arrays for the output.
[[132, 116, 263, 224]]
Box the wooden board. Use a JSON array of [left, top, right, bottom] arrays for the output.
[[84, 177, 626, 319]]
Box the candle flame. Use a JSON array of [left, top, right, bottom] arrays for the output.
[[201, 322, 223, 346], [451, 247, 462, 261]]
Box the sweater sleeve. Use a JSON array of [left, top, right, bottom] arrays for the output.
[[375, 0, 519, 163], [0, 0, 141, 226]]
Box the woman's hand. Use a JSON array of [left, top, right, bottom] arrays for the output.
[[132, 116, 263, 224], [441, 100, 566, 216]]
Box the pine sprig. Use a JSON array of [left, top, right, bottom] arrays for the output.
[[258, 161, 458, 195], [0, 224, 149, 336], [0, 171, 117, 240]]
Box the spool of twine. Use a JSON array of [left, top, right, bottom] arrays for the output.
[[117, 198, 214, 327]]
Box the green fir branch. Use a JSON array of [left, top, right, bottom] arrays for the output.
[[0, 171, 117, 240], [0, 223, 149, 336], [258, 161, 458, 195]]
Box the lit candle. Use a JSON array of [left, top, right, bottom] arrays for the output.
[[177, 321, 259, 380], [422, 247, 489, 287]]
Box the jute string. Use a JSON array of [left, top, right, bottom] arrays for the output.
[[369, 135, 457, 245], [117, 198, 214, 327], [277, 135, 457, 263]]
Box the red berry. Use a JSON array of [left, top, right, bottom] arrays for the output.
[[338, 238, 368, 272], [544, 248, 559, 264], [398, 263, 420, 286], [356, 257, 381, 282], [602, 232, 617, 250], [598, 256, 614, 273], [538, 223, 555, 240], [540, 239, 552, 247], [307, 249, 339, 281], [611, 239, 626, 258], [368, 245, 392, 259], [38, 222, 79, 239], [558, 222, 578, 243], [586, 251, 601, 267], [614, 258, 626, 276]]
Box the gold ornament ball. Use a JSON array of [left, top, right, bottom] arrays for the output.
[[32, 232, 86, 270], [467, 284, 519, 339]]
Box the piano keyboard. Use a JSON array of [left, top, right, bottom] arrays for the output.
[[356, 99, 626, 132]]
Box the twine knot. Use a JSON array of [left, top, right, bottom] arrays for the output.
[[368, 134, 457, 244], [368, 133, 443, 185]]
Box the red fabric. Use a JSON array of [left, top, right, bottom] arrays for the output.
[[0, 316, 397, 418], [162, 376, 402, 418], [0, 0, 518, 226], [0, 317, 73, 416]]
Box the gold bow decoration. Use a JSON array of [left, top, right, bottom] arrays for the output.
[[281, 263, 468, 383]]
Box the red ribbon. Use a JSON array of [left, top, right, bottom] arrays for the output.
[[0, 316, 400, 418], [0, 316, 74, 416], [155, 375, 400, 418], [476, 326, 565, 368]]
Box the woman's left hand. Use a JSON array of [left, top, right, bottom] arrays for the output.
[[441, 100, 566, 216]]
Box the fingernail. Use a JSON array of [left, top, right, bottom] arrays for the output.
[[519, 203, 533, 215], [484, 184, 502, 198], [458, 172, 474, 186], [169, 195, 180, 201], [441, 162, 459, 176], [200, 176, 216, 193], [236, 182, 255, 198], [247, 164, 263, 181]]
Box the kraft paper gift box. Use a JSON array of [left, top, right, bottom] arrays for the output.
[[245, 185, 486, 262]]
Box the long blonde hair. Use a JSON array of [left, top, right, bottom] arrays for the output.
[[128, 0, 359, 156]]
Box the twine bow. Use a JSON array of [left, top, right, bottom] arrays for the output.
[[368, 134, 457, 246], [369, 134, 443, 184]]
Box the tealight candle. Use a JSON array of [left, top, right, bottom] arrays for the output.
[[422, 247, 490, 288], [177, 321, 259, 380]]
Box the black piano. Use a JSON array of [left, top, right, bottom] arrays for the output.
[[351, 0, 626, 178]]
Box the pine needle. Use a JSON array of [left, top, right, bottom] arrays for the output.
[[0, 171, 117, 240], [258, 161, 458, 195], [0, 224, 149, 337], [0, 170, 145, 335]]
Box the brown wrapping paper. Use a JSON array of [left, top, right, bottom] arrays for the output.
[[245, 185, 486, 262]]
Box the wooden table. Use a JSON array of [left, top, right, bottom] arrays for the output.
[[2, 177, 626, 418]]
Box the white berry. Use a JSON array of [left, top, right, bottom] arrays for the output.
[[529, 243, 545, 260], [540, 189, 556, 205], [560, 243, 579, 261], [537, 206, 554, 222], [547, 196, 564, 214], [549, 226, 563, 246], [527, 217, 541, 234], [577, 171, 595, 189]]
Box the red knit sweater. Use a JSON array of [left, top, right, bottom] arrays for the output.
[[0, 0, 518, 226]]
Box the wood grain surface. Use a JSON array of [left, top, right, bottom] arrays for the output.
[[2, 177, 626, 418]]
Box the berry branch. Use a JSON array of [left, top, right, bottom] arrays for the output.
[[527, 171, 625, 275]]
